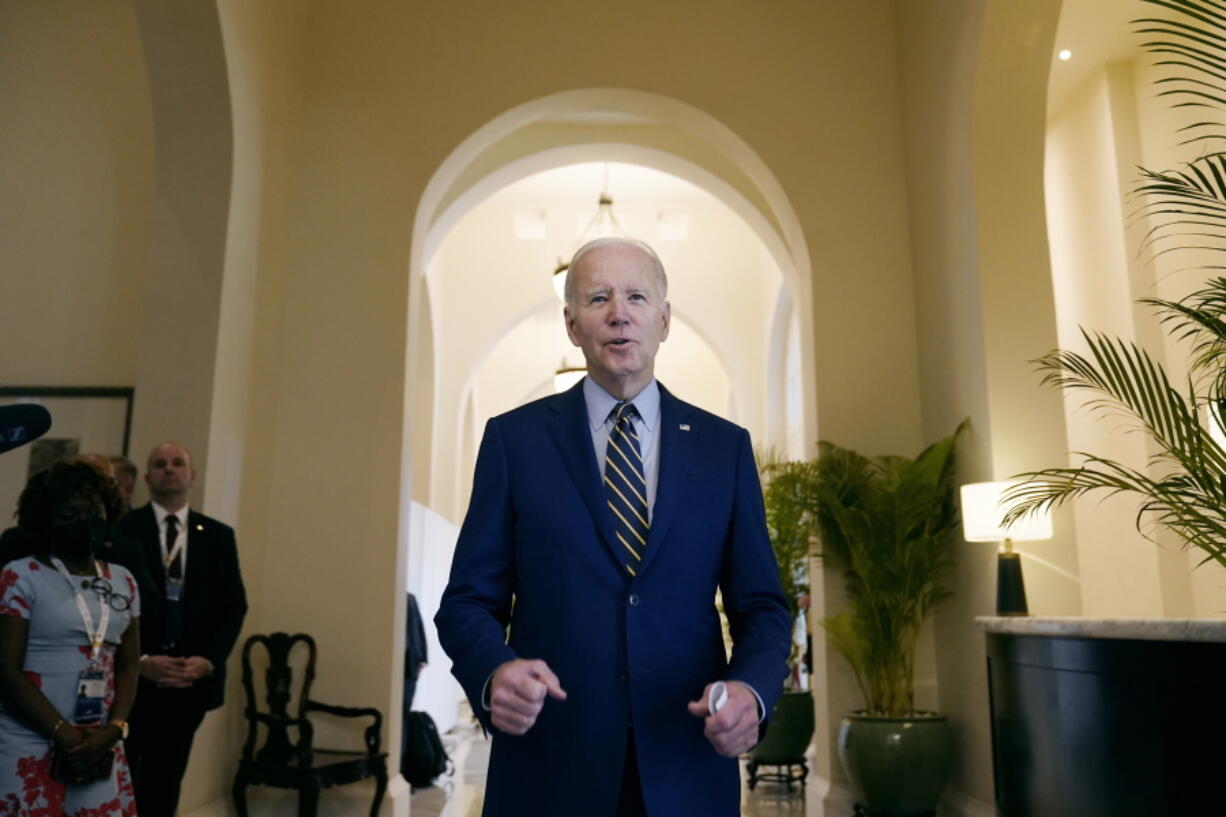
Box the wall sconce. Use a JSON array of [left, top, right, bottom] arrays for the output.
[[960, 481, 1053, 616]]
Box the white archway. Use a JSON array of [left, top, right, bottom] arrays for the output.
[[404, 90, 818, 506]]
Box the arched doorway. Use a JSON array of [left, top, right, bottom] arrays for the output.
[[400, 88, 818, 763]]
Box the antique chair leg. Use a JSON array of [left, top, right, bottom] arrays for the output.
[[370, 759, 389, 817], [232, 773, 249, 817], [299, 780, 322, 817]]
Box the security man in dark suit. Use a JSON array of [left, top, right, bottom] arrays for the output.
[[118, 441, 248, 817]]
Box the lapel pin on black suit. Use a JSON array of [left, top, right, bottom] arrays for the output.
[[679, 424, 690, 431]]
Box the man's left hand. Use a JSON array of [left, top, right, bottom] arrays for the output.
[[687, 680, 760, 757]]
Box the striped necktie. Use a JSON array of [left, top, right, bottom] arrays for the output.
[[605, 401, 649, 576]]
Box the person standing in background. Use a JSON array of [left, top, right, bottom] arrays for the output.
[[118, 441, 247, 817]]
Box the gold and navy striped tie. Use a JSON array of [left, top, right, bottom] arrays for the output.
[[605, 401, 649, 576]]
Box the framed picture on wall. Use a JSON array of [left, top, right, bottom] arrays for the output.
[[0, 386, 134, 522]]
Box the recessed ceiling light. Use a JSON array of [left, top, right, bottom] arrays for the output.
[[1058, 49, 1072, 61]]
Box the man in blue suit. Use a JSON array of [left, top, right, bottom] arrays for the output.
[[435, 237, 792, 816]]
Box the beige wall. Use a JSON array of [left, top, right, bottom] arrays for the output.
[[1045, 61, 1198, 618], [897, 0, 1072, 809], [0, 1, 152, 388]]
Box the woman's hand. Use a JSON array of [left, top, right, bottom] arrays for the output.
[[51, 721, 86, 752], [70, 724, 120, 764], [59, 723, 118, 782]]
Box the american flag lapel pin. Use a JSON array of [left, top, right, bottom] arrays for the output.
[[679, 423, 691, 431]]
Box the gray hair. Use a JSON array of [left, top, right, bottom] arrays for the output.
[[564, 237, 669, 306]]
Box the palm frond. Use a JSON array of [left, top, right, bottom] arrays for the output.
[[811, 421, 965, 716]]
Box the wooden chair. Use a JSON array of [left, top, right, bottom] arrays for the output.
[[233, 632, 389, 817], [746, 691, 815, 793]]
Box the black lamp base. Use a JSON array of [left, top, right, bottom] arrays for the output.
[[996, 552, 1029, 616]]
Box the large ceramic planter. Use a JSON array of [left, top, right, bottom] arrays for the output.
[[837, 711, 954, 816]]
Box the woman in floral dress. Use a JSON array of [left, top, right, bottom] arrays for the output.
[[0, 462, 140, 817]]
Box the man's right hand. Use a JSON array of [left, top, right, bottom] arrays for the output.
[[140, 655, 192, 687], [488, 658, 567, 735]]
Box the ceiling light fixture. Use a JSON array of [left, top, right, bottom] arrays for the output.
[[554, 359, 586, 393], [552, 164, 625, 302], [1058, 49, 1072, 61]]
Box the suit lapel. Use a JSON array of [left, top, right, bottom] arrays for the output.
[[545, 381, 622, 566], [139, 505, 166, 595], [638, 385, 696, 577]]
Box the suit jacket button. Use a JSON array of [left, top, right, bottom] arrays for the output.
[[628, 594, 640, 607]]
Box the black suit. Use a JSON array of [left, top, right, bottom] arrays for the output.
[[118, 503, 248, 817]]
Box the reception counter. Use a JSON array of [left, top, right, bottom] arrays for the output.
[[978, 616, 1226, 816]]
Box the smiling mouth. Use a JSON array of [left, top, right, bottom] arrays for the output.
[[606, 339, 634, 347]]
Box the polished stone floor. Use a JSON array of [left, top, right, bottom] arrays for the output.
[[409, 717, 843, 817]]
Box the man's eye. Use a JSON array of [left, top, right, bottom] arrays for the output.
[[590, 295, 607, 304]]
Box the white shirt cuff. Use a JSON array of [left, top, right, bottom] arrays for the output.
[[739, 682, 767, 723]]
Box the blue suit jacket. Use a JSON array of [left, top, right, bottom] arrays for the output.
[[435, 380, 791, 816]]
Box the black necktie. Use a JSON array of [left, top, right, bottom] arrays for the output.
[[165, 514, 181, 580], [164, 514, 184, 649], [605, 402, 649, 576]]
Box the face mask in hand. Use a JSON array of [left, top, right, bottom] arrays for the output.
[[48, 516, 112, 556]]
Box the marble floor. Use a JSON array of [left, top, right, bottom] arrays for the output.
[[410, 718, 852, 817]]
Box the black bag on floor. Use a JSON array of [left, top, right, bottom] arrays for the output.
[[403, 710, 450, 788]]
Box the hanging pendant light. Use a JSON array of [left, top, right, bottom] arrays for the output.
[[553, 166, 625, 302], [553, 359, 586, 393]]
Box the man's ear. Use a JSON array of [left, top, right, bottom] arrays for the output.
[[563, 306, 580, 347], [660, 301, 671, 342]]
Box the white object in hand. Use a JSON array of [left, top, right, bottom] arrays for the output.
[[708, 681, 728, 715]]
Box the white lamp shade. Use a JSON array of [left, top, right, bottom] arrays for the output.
[[960, 481, 1053, 542], [1206, 401, 1226, 452]]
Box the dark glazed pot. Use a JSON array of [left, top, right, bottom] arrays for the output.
[[837, 711, 954, 816]]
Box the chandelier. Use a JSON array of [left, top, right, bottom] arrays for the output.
[[552, 165, 625, 302]]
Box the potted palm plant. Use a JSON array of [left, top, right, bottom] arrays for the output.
[[1002, 0, 1226, 566], [760, 423, 965, 814]]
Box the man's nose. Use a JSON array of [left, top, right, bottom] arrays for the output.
[[606, 295, 629, 323]]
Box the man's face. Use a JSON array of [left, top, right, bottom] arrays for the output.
[[145, 443, 195, 498], [564, 244, 670, 398], [115, 473, 135, 508]]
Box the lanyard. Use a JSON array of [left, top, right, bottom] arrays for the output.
[[50, 557, 110, 663]]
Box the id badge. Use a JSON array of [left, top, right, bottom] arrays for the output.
[[73, 665, 106, 724], [165, 578, 182, 602]]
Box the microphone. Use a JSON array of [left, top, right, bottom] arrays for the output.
[[0, 404, 52, 455]]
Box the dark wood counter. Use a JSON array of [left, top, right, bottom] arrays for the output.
[[978, 617, 1226, 816]]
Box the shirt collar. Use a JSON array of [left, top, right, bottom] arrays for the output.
[[152, 502, 189, 528], [583, 377, 660, 432]]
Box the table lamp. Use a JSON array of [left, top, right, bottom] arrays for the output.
[[960, 481, 1053, 616]]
